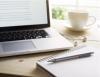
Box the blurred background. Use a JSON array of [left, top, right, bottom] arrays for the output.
[[49, 0, 100, 27]]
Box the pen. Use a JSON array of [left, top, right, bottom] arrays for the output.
[[48, 52, 94, 63]]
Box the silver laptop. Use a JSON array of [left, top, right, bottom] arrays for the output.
[[0, 0, 73, 57]]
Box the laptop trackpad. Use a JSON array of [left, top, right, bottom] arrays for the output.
[[1, 40, 36, 52]]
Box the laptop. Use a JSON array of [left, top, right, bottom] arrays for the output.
[[0, 0, 73, 57]]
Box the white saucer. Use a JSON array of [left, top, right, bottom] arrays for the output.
[[67, 26, 90, 32]]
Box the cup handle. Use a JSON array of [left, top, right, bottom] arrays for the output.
[[85, 16, 96, 28]]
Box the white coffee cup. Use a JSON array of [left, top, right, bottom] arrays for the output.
[[68, 11, 96, 31]]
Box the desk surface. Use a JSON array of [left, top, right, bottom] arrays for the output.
[[0, 25, 100, 77]]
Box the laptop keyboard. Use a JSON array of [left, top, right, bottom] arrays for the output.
[[0, 30, 49, 42]]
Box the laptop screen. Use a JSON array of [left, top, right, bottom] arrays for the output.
[[0, 0, 50, 31]]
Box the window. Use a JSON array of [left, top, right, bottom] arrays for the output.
[[50, 0, 100, 26]]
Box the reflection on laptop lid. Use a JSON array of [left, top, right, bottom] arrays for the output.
[[0, 0, 50, 31]]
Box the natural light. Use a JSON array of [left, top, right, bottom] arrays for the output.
[[50, 0, 100, 26]]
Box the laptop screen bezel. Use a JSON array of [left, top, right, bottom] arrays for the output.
[[0, 0, 50, 32]]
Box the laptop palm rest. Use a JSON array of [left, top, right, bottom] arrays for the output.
[[1, 40, 36, 52]]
